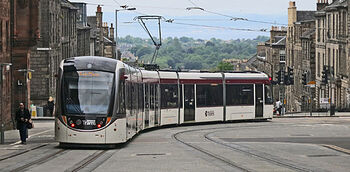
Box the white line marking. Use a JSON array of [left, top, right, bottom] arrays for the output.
[[10, 129, 53, 145]]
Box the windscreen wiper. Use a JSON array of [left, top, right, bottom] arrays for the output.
[[66, 97, 84, 115]]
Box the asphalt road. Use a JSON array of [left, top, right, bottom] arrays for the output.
[[1, 117, 350, 172]]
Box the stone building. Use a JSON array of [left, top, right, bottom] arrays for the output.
[[0, 0, 12, 129], [87, 6, 116, 58], [30, 0, 78, 111], [72, 2, 91, 56], [315, 0, 350, 111], [11, 0, 40, 116], [30, 0, 62, 107], [61, 0, 78, 60], [254, 26, 287, 102], [286, 1, 316, 112]]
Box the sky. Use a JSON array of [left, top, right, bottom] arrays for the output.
[[70, 0, 317, 40]]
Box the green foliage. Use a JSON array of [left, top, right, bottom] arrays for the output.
[[119, 35, 269, 70], [216, 61, 234, 71]]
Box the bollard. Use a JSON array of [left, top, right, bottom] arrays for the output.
[[1, 123, 4, 144], [330, 105, 335, 116]]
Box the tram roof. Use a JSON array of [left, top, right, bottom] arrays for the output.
[[63, 56, 119, 72]]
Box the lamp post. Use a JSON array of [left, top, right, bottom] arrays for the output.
[[0, 63, 12, 144], [17, 69, 35, 110]]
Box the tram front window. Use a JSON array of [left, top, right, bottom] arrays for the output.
[[265, 85, 273, 104], [63, 71, 114, 115]]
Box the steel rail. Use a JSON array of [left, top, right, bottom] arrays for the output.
[[204, 130, 312, 172], [173, 125, 258, 172], [10, 149, 67, 172], [0, 143, 48, 161], [70, 150, 108, 172]]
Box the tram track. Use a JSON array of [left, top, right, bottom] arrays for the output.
[[9, 149, 68, 172], [173, 125, 259, 172], [0, 143, 49, 162], [204, 130, 312, 172], [69, 150, 108, 172], [172, 124, 313, 172]]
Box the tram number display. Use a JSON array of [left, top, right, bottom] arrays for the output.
[[83, 120, 96, 126], [205, 110, 215, 117]]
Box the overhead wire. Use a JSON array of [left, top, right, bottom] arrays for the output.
[[165, 21, 269, 32], [111, 0, 121, 6], [187, 0, 198, 6]]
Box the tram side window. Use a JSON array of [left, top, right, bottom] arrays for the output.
[[117, 80, 126, 114], [126, 82, 132, 111], [139, 83, 144, 111], [197, 84, 223, 107], [226, 84, 254, 106], [161, 84, 179, 109], [132, 83, 138, 112], [265, 85, 273, 104], [150, 84, 155, 109]]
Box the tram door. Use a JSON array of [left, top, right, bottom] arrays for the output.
[[184, 84, 195, 122], [255, 84, 264, 117], [144, 84, 149, 128], [155, 84, 160, 125]]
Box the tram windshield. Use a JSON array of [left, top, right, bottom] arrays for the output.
[[265, 85, 273, 104], [63, 71, 114, 115]]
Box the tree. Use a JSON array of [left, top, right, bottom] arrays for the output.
[[120, 35, 269, 70], [216, 61, 234, 71]]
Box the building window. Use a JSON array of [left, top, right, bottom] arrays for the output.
[[317, 19, 320, 42], [197, 84, 223, 107], [332, 49, 335, 74], [0, 20, 2, 52], [226, 84, 254, 106], [317, 52, 320, 77], [6, 21, 9, 50], [279, 50, 286, 63]]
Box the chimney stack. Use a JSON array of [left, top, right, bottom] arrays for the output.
[[110, 23, 115, 41], [97, 5, 102, 13], [103, 22, 109, 38], [288, 1, 297, 26], [96, 5, 103, 28]]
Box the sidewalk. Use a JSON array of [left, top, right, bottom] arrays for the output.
[[274, 111, 350, 118], [0, 119, 54, 156]]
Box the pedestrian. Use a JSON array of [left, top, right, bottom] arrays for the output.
[[47, 96, 55, 116], [275, 99, 282, 116], [15, 103, 31, 144]]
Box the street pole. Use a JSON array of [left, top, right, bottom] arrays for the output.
[[115, 7, 136, 60], [0, 65, 3, 144], [0, 63, 12, 144], [18, 69, 34, 110], [115, 9, 118, 47]]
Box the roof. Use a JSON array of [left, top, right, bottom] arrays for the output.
[[316, 0, 347, 16], [297, 11, 316, 22], [272, 36, 286, 46], [61, 0, 79, 10], [104, 37, 113, 43], [325, 0, 347, 11], [77, 25, 91, 30], [301, 29, 316, 39]]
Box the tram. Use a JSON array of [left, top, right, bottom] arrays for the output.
[[55, 56, 273, 145]]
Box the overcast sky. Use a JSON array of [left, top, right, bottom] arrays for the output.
[[70, 0, 317, 40]]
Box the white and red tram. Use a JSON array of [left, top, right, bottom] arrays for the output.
[[55, 56, 273, 145]]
